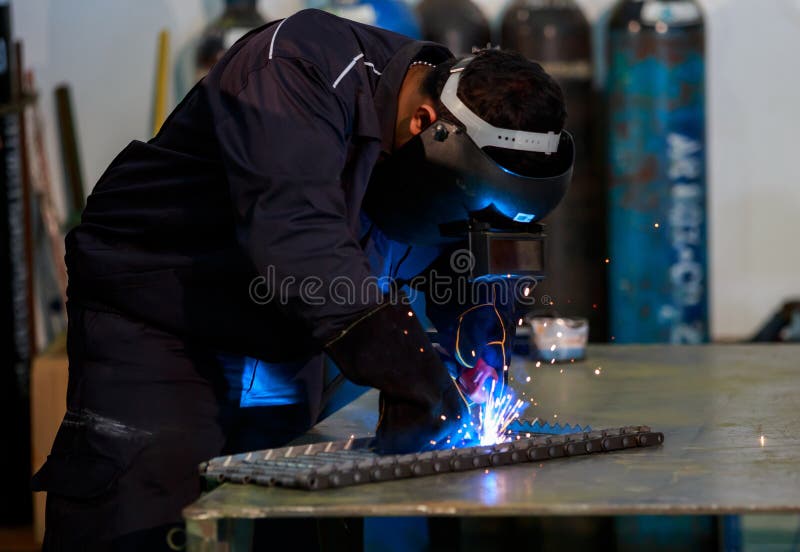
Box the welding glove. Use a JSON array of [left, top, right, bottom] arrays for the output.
[[447, 302, 514, 404], [325, 302, 470, 454], [402, 244, 517, 405], [423, 281, 516, 405]]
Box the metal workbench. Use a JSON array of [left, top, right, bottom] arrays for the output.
[[184, 345, 800, 550]]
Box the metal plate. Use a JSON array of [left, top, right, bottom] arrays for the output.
[[185, 345, 800, 520], [202, 425, 662, 491]]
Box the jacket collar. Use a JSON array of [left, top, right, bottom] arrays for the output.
[[372, 41, 453, 155]]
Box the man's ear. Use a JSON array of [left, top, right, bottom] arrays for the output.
[[409, 104, 438, 136]]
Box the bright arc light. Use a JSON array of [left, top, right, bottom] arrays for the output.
[[477, 379, 528, 446]]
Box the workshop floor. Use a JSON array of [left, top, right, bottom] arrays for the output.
[[0, 526, 39, 552]]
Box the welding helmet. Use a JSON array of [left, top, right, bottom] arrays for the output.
[[363, 56, 575, 247]]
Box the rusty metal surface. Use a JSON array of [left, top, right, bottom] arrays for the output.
[[184, 345, 800, 520]]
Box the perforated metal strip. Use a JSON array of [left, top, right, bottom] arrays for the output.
[[201, 423, 664, 491]]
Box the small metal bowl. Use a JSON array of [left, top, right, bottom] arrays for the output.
[[526, 316, 589, 363]]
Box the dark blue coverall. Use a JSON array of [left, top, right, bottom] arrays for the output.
[[31, 10, 513, 549]]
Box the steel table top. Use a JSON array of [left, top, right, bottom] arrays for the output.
[[184, 345, 800, 521]]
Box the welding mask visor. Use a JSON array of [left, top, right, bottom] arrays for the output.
[[363, 57, 575, 247]]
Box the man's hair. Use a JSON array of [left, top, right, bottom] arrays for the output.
[[420, 49, 567, 176]]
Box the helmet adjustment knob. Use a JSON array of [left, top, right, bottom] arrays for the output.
[[433, 124, 449, 142]]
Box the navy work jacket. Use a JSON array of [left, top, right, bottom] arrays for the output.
[[66, 9, 454, 363]]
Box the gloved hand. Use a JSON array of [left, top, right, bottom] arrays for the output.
[[457, 357, 499, 404], [441, 301, 514, 405], [325, 302, 470, 453]]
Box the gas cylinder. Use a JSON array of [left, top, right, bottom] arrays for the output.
[[500, 0, 607, 342], [416, 0, 491, 56], [195, 0, 266, 82], [606, 0, 708, 343], [313, 0, 421, 38]]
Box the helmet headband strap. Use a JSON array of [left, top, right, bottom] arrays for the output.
[[439, 56, 562, 155]]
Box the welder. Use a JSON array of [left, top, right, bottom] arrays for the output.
[[31, 9, 572, 551]]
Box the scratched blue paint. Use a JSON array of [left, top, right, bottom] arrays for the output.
[[607, 21, 708, 343]]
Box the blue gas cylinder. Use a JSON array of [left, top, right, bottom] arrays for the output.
[[607, 0, 708, 344], [311, 0, 421, 38]]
